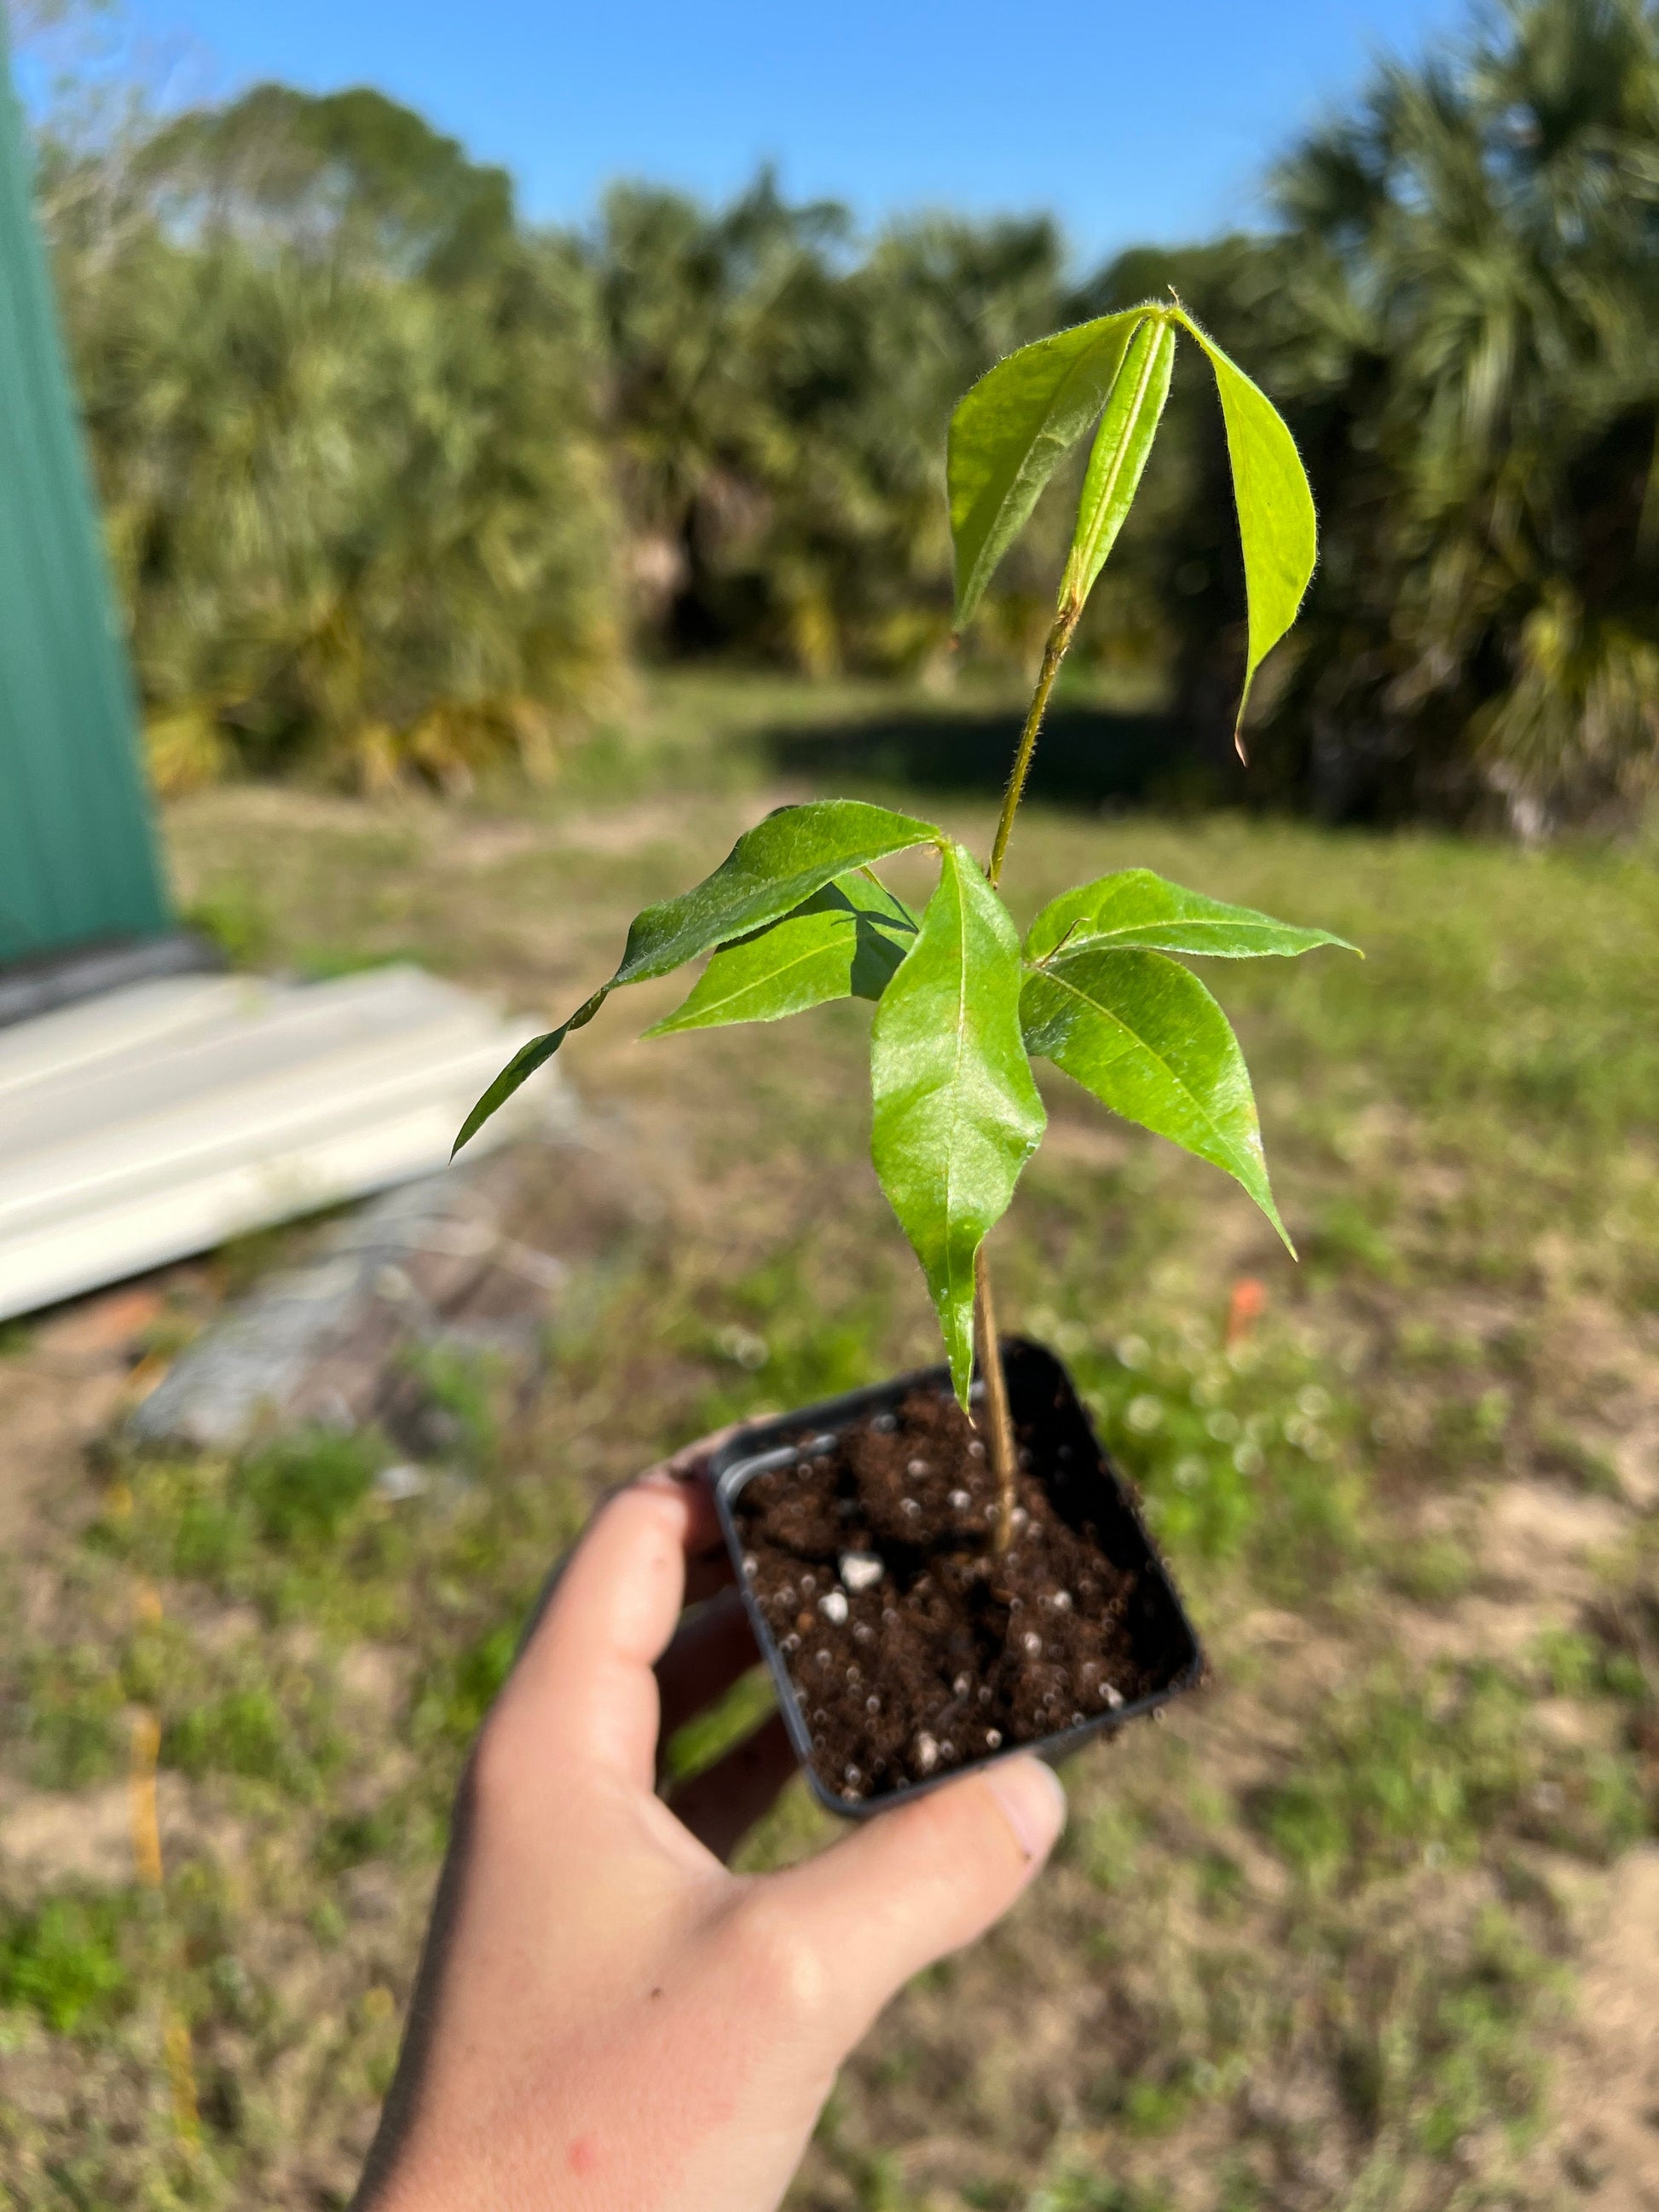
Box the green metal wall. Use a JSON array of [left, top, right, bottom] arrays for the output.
[[0, 24, 171, 967]]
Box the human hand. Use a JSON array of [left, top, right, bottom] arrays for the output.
[[355, 1435, 1066, 2211]]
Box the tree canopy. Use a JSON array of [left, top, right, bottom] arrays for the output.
[[21, 0, 1659, 827]]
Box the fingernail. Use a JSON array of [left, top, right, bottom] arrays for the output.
[[986, 1757, 1066, 1864], [637, 1464, 700, 1495]]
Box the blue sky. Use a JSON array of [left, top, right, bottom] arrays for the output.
[[108, 0, 1464, 260]]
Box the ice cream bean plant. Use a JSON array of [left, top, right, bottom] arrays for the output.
[[456, 299, 1357, 1547]]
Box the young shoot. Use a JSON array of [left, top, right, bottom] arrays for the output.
[[455, 299, 1356, 1555]]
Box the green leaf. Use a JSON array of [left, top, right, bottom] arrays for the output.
[[454, 802, 938, 1151], [451, 988, 606, 1156], [1175, 311, 1317, 751], [643, 909, 861, 1036], [1026, 869, 1359, 964], [1059, 316, 1176, 612], [1020, 946, 1290, 1250], [614, 800, 937, 986], [870, 843, 1045, 1406], [801, 873, 920, 1002], [947, 309, 1147, 627], [642, 870, 920, 1037]]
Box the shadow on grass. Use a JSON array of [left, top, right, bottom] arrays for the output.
[[764, 698, 1235, 810]]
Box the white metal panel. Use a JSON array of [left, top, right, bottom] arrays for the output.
[[0, 974, 250, 1097], [0, 965, 551, 1320]]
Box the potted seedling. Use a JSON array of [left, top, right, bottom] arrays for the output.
[[457, 301, 1355, 1813]]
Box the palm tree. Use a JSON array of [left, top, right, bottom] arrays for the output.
[[43, 85, 621, 788], [1260, 0, 1659, 826]]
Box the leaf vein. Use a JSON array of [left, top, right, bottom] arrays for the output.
[[1039, 962, 1257, 1185]]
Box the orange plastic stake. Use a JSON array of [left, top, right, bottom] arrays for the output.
[[129, 1610, 201, 2154], [1225, 1277, 1267, 1349]]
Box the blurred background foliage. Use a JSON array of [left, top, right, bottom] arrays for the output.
[[15, 0, 1659, 829]]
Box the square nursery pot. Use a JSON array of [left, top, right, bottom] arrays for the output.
[[709, 1336, 1202, 1819]]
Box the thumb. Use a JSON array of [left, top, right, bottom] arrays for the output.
[[762, 1757, 1066, 2040]]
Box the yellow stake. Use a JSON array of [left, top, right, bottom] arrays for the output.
[[129, 1588, 202, 2156]]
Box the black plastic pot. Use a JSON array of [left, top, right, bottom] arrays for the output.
[[709, 1336, 1204, 1819]]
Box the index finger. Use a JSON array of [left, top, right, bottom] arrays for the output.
[[489, 1431, 737, 1790]]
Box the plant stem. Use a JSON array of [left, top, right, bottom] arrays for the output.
[[986, 600, 1080, 888], [974, 1244, 1019, 1555], [974, 598, 1086, 1553]]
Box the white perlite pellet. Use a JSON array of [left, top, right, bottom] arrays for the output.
[[819, 1589, 849, 1625], [839, 1551, 883, 1593], [914, 1732, 939, 1774]]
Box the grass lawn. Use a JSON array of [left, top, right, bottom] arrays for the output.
[[2, 673, 1656, 2209]]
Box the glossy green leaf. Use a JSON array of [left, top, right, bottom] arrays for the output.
[[870, 843, 1045, 1406], [947, 309, 1146, 627], [795, 872, 921, 1001], [451, 989, 606, 1156], [643, 870, 919, 1036], [1175, 311, 1317, 748], [789, 880, 920, 1000], [1058, 316, 1176, 612], [1020, 946, 1290, 1250], [614, 800, 937, 986], [1026, 869, 1358, 963], [815, 868, 920, 937], [643, 909, 863, 1036], [454, 800, 938, 1152]]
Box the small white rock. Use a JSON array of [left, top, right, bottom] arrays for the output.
[[819, 1590, 849, 1626], [968, 1439, 985, 1458], [1009, 1505, 1029, 1529], [374, 1461, 427, 1502], [901, 1497, 921, 1516], [949, 1488, 972, 1510], [914, 1732, 939, 1774], [953, 1672, 970, 1695], [985, 1728, 1003, 1750], [1102, 1681, 1124, 1708], [1052, 1589, 1072, 1610], [907, 1458, 929, 1478], [840, 1551, 883, 1593], [1023, 1632, 1043, 1656]]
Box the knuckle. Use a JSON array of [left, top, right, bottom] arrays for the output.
[[731, 1892, 827, 2021]]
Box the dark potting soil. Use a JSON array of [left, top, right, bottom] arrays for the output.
[[731, 1380, 1176, 1805]]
